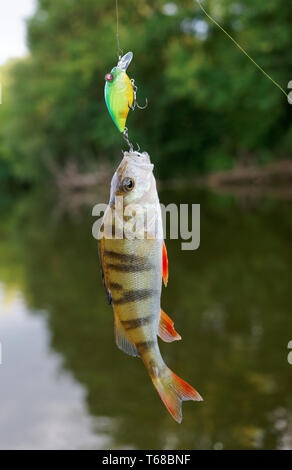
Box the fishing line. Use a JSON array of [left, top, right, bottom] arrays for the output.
[[115, 0, 122, 58], [196, 0, 288, 98]]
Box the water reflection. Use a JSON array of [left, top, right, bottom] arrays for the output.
[[0, 285, 115, 450], [0, 189, 291, 449]]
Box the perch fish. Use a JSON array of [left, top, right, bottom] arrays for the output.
[[98, 151, 202, 423]]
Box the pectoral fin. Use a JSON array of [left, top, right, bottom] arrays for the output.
[[158, 309, 181, 343]]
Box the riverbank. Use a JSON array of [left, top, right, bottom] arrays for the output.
[[205, 160, 292, 196], [44, 159, 292, 212]]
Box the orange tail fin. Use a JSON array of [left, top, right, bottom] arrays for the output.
[[152, 368, 203, 423]]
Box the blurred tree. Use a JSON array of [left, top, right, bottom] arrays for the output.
[[0, 0, 291, 182]]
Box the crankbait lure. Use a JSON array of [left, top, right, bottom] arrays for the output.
[[104, 52, 147, 149], [104, 52, 134, 134]]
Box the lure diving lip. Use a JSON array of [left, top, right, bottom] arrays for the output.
[[104, 52, 134, 133], [117, 51, 133, 72]]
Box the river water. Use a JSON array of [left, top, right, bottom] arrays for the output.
[[0, 188, 291, 449]]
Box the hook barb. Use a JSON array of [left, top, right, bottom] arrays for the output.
[[136, 97, 148, 110]]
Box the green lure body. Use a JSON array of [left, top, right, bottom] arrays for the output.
[[104, 52, 134, 133]]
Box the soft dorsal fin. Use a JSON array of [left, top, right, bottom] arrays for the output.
[[158, 309, 181, 343], [162, 242, 168, 287], [98, 224, 112, 305], [114, 315, 140, 357]]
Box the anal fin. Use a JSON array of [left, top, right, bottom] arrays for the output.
[[114, 315, 140, 357]]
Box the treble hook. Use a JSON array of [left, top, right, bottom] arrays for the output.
[[130, 79, 148, 111], [136, 97, 148, 110]]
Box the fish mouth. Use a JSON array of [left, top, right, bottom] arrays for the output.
[[117, 51, 133, 71], [122, 151, 154, 171]]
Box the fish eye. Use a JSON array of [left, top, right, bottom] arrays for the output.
[[105, 73, 114, 82], [122, 177, 135, 192]]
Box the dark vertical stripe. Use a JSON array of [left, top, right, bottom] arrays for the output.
[[109, 282, 123, 291], [113, 289, 156, 305], [121, 315, 154, 330], [107, 263, 153, 273], [104, 250, 146, 264], [136, 341, 155, 353]]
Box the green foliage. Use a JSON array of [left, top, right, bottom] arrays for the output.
[[0, 0, 292, 182]]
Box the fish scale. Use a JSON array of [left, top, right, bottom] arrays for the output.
[[104, 239, 161, 327]]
